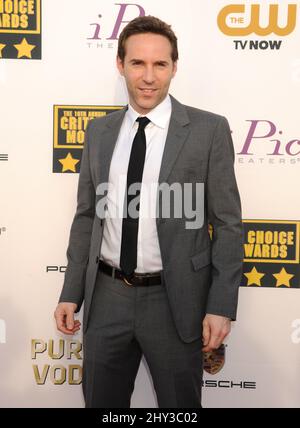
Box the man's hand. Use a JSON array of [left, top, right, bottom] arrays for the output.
[[202, 314, 231, 352], [54, 302, 81, 335]]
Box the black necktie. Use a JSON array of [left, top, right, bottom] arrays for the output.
[[120, 116, 150, 275]]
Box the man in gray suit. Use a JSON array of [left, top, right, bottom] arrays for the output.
[[54, 16, 243, 408]]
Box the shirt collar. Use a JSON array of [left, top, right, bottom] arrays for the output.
[[127, 94, 171, 129]]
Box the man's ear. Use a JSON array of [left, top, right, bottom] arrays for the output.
[[172, 61, 178, 78], [116, 56, 124, 76]]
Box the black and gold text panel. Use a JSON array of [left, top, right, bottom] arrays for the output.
[[53, 105, 123, 174], [242, 220, 300, 288], [0, 0, 41, 59]]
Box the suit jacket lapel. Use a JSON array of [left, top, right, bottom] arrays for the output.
[[158, 95, 190, 185], [97, 107, 127, 185], [157, 96, 191, 226]]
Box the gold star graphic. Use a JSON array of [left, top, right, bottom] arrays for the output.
[[244, 266, 265, 286], [59, 153, 80, 173], [273, 268, 294, 288], [14, 38, 36, 59], [0, 43, 6, 58]]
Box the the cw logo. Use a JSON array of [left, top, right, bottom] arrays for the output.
[[218, 4, 297, 36]]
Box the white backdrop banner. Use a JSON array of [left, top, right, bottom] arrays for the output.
[[0, 0, 299, 408]]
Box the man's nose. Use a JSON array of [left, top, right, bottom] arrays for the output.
[[142, 66, 155, 84]]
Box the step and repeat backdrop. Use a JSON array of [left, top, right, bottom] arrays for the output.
[[0, 0, 300, 408]]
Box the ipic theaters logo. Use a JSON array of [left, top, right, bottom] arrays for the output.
[[237, 120, 300, 165], [217, 3, 297, 50], [0, 0, 41, 59], [53, 105, 123, 173], [32, 339, 82, 385], [242, 220, 300, 288], [87, 2, 145, 49]]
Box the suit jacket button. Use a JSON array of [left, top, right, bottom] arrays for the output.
[[96, 256, 99, 264]]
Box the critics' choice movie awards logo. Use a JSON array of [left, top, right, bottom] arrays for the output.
[[53, 105, 123, 174], [32, 339, 82, 385], [242, 220, 300, 288], [0, 0, 41, 59], [87, 2, 145, 48], [217, 3, 297, 50]]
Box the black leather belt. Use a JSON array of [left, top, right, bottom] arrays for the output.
[[99, 260, 162, 287]]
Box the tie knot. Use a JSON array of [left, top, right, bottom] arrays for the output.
[[136, 116, 150, 130]]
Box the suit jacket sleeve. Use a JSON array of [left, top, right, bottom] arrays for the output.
[[58, 120, 96, 311], [206, 116, 244, 320]]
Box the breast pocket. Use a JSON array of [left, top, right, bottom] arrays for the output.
[[169, 163, 204, 184]]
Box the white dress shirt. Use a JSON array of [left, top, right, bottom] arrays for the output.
[[100, 95, 172, 273]]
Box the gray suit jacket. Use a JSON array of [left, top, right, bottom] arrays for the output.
[[59, 95, 244, 343]]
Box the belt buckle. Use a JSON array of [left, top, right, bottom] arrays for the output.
[[121, 272, 135, 287]]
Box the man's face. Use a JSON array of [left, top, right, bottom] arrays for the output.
[[117, 33, 177, 114]]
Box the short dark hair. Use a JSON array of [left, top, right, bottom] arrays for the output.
[[117, 16, 178, 62]]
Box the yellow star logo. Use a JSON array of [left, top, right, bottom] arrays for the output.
[[273, 268, 294, 288], [0, 43, 6, 58], [244, 266, 265, 286], [59, 153, 80, 173], [14, 38, 36, 59]]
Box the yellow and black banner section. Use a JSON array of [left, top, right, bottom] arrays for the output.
[[53, 105, 123, 174], [0, 0, 41, 60], [241, 220, 300, 288]]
